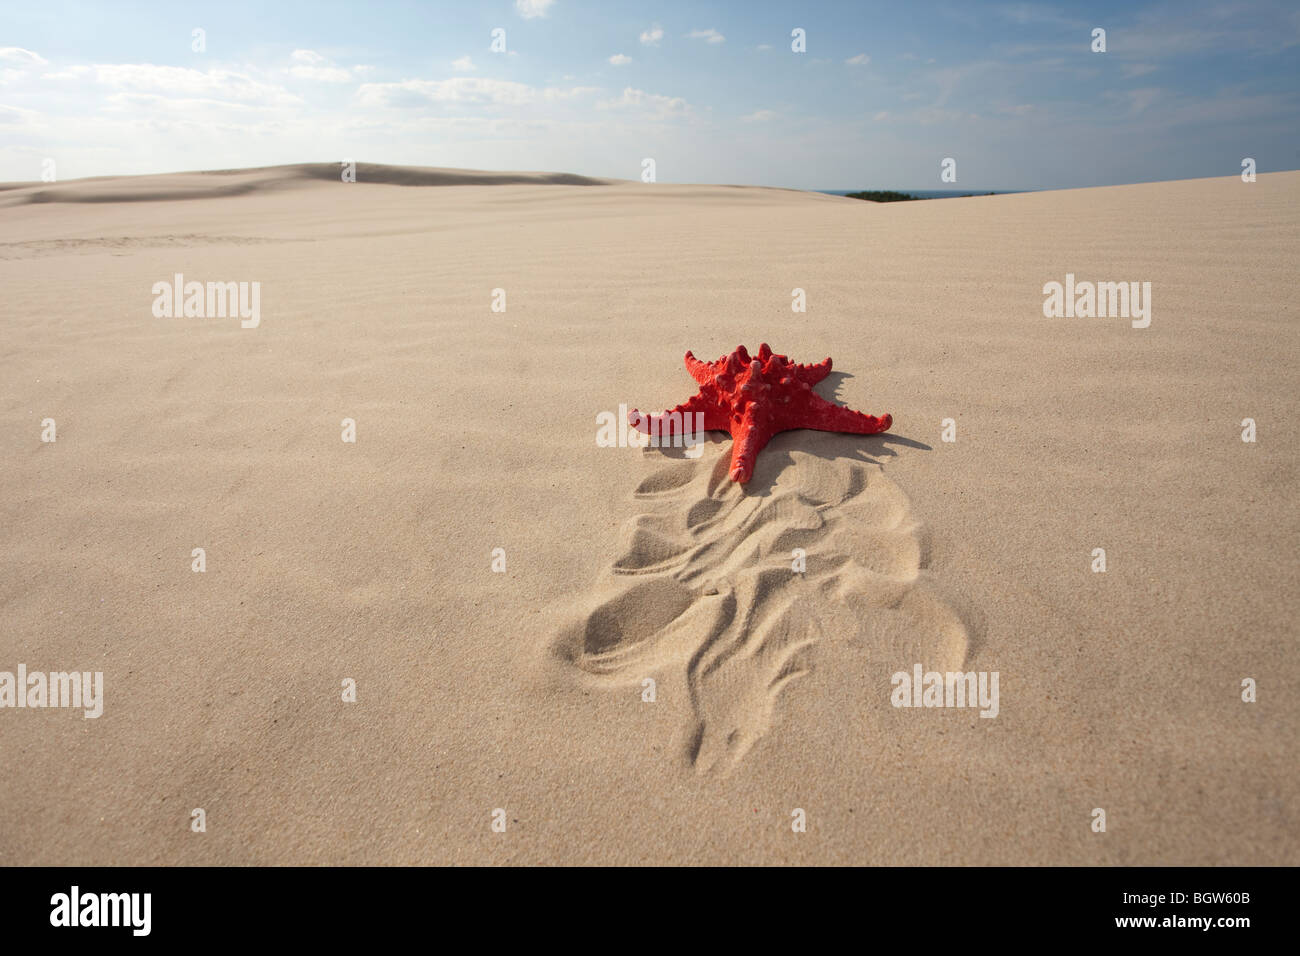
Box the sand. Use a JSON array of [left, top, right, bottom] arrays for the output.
[[0, 163, 1296, 865]]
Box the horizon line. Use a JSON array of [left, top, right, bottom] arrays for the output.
[[5, 161, 1298, 196]]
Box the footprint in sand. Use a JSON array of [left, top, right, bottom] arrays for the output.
[[550, 434, 972, 775]]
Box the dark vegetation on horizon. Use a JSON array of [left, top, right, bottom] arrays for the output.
[[845, 189, 1000, 202], [845, 190, 919, 202]]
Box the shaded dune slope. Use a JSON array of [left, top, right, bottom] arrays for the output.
[[0, 162, 617, 206]]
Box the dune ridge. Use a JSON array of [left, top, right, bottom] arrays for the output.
[[0, 162, 617, 207]]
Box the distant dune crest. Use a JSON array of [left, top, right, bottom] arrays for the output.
[[0, 162, 616, 206]]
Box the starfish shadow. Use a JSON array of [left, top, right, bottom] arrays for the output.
[[816, 370, 856, 404], [737, 430, 929, 498]]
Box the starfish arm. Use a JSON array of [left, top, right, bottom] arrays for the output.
[[683, 350, 718, 384], [793, 357, 832, 385], [728, 414, 771, 483], [799, 392, 892, 434], [629, 390, 729, 436]]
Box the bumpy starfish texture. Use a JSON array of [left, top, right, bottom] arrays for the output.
[[629, 343, 892, 483]]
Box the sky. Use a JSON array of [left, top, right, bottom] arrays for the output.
[[1, 0, 1297, 190]]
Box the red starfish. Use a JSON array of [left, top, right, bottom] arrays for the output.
[[629, 344, 892, 483]]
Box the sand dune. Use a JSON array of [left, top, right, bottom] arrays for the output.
[[0, 167, 1296, 865], [0, 162, 617, 207]]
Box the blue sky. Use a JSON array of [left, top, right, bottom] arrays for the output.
[[2, 0, 1297, 189]]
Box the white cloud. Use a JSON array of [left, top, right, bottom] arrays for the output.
[[608, 53, 631, 65], [356, 77, 597, 108], [82, 64, 302, 105], [452, 56, 477, 71], [687, 29, 725, 45], [1, 51, 47, 86], [0, 103, 40, 125], [756, 44, 772, 52], [994, 3, 1086, 30], [1122, 87, 1161, 115], [289, 65, 352, 82], [910, 106, 977, 125], [845, 54, 870, 65], [1121, 63, 1158, 79], [0, 47, 48, 67], [515, 0, 554, 19], [639, 25, 663, 46], [597, 86, 689, 118], [102, 91, 271, 115], [286, 50, 351, 82], [742, 109, 776, 122]]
